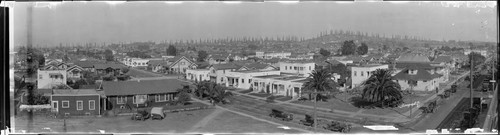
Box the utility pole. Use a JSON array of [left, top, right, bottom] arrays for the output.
[[470, 44, 474, 108]]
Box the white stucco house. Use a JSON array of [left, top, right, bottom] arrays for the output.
[[37, 69, 68, 89], [350, 64, 389, 88]]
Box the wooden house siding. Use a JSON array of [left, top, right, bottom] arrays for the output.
[[107, 92, 178, 109], [51, 95, 101, 116]]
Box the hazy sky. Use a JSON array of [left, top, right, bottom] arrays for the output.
[[14, 1, 498, 47]]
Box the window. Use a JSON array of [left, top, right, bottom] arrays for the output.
[[254, 82, 258, 86], [361, 71, 364, 76], [242, 79, 245, 83], [285, 66, 287, 70], [62, 101, 70, 108], [294, 67, 297, 70], [39, 75, 42, 79], [181, 62, 185, 65], [309, 66, 311, 70], [65, 113, 70, 116], [367, 71, 370, 76], [300, 67, 304, 71], [89, 100, 95, 110], [77, 101, 83, 111], [249, 79, 252, 83], [155, 94, 167, 102], [166, 94, 170, 101], [354, 71, 357, 76], [423, 80, 428, 83], [223, 70, 226, 74], [117, 96, 125, 104]]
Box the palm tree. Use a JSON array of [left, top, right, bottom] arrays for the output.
[[302, 68, 339, 132], [361, 69, 403, 108], [195, 81, 232, 104]]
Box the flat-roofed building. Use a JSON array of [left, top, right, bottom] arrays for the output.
[[350, 64, 389, 88]]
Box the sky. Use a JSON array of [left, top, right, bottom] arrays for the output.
[[13, 1, 498, 47]]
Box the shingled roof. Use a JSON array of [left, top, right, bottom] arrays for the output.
[[395, 62, 435, 70], [93, 63, 125, 70], [211, 63, 242, 70], [433, 55, 454, 63], [102, 79, 186, 96], [396, 54, 431, 63], [393, 68, 442, 81]]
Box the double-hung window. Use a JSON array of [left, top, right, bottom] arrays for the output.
[[117, 96, 126, 104], [89, 100, 95, 110], [76, 101, 83, 111]]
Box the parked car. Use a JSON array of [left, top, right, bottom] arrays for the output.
[[151, 107, 165, 120], [269, 109, 293, 121], [324, 121, 352, 133], [131, 110, 150, 121]]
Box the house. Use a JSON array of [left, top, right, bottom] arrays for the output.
[[252, 75, 307, 97], [396, 54, 431, 63], [464, 49, 488, 56], [66, 65, 84, 79], [186, 69, 212, 82], [147, 60, 169, 72], [392, 68, 442, 91], [225, 70, 281, 89], [433, 55, 456, 71], [255, 51, 292, 59], [207, 54, 231, 65], [208, 63, 245, 85], [279, 61, 316, 77], [93, 63, 124, 75], [37, 69, 68, 89], [350, 64, 389, 88], [232, 54, 248, 61], [164, 56, 198, 74], [102, 79, 186, 110], [50, 89, 103, 116], [241, 63, 276, 71], [72, 61, 103, 72]]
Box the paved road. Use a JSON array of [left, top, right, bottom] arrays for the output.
[[190, 98, 313, 133]]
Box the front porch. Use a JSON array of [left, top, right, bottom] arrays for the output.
[[251, 79, 302, 98]]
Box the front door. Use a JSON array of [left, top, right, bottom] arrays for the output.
[[52, 101, 58, 112]]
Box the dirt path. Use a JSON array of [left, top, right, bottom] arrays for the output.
[[189, 108, 225, 131]]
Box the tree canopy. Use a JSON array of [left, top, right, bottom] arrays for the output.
[[167, 45, 178, 56], [319, 48, 331, 57], [104, 49, 114, 61], [357, 43, 368, 55], [339, 40, 356, 56], [361, 69, 403, 108], [302, 69, 339, 100], [197, 50, 208, 62]]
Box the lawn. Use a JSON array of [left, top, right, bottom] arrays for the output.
[[126, 68, 162, 78], [14, 108, 306, 134], [191, 111, 305, 133], [14, 109, 218, 133], [276, 96, 293, 102], [249, 93, 271, 98], [239, 89, 254, 94], [291, 98, 361, 113]]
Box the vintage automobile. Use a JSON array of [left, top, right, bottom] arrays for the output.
[[324, 121, 352, 133], [131, 110, 150, 121], [299, 114, 314, 127], [151, 107, 165, 120], [269, 109, 293, 121]]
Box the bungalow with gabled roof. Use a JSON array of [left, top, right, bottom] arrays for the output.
[[165, 56, 198, 74], [66, 65, 84, 79], [102, 79, 186, 111], [93, 63, 125, 75], [392, 68, 442, 92]]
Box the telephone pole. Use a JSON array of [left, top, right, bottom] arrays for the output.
[[469, 44, 473, 108]]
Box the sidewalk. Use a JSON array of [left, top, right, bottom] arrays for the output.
[[231, 90, 403, 122], [190, 97, 312, 133]]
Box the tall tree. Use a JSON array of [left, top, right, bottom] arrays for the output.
[[319, 48, 331, 57], [361, 69, 403, 107], [197, 50, 208, 62], [302, 69, 339, 131], [104, 49, 114, 61], [340, 40, 357, 56], [357, 43, 369, 55], [166, 45, 177, 56]]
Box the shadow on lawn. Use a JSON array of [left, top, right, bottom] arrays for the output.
[[349, 96, 377, 109]]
